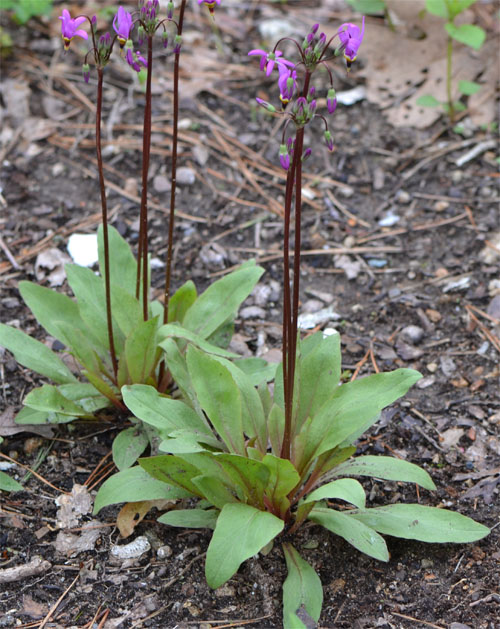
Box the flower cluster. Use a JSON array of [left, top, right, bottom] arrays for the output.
[[249, 19, 365, 168]]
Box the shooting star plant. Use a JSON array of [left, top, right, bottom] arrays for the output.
[[0, 0, 265, 473], [417, 0, 485, 123], [94, 18, 489, 629]]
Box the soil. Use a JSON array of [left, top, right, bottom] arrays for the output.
[[1, 2, 499, 628]]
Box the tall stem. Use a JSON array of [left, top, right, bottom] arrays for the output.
[[163, 0, 187, 325], [96, 68, 118, 382], [280, 132, 302, 461], [137, 35, 154, 321], [446, 35, 455, 123], [280, 70, 311, 461]]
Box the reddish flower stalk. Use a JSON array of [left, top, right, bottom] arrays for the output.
[[158, 0, 187, 391], [96, 68, 118, 382], [136, 35, 154, 321], [162, 0, 187, 326]]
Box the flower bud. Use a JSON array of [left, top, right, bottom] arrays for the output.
[[162, 30, 169, 49], [324, 130, 334, 151], [138, 25, 145, 46], [256, 98, 276, 113], [308, 99, 317, 116], [82, 63, 90, 83], [302, 148, 312, 162], [308, 86, 316, 101], [279, 144, 290, 170], [173, 34, 182, 54], [327, 88, 337, 114], [167, 1, 174, 18], [91, 15, 97, 29]]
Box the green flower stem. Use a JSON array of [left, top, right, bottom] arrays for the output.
[[446, 35, 455, 122], [95, 67, 118, 382], [136, 35, 154, 321]]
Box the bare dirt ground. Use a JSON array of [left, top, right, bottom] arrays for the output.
[[1, 1, 499, 627]]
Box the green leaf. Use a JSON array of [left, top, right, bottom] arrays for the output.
[[24, 385, 89, 417], [98, 224, 137, 294], [416, 94, 441, 107], [18, 281, 88, 348], [328, 455, 436, 490], [348, 504, 490, 543], [168, 280, 197, 323], [183, 263, 264, 339], [138, 454, 203, 497], [425, 0, 448, 18], [445, 23, 486, 50], [209, 355, 268, 452], [346, 0, 385, 14], [192, 474, 239, 509], [0, 323, 77, 384], [183, 452, 270, 507], [122, 384, 212, 437], [206, 319, 234, 350], [0, 471, 23, 492], [458, 80, 481, 95], [65, 264, 125, 353], [309, 507, 389, 561], [110, 285, 142, 337], [112, 426, 149, 471], [158, 508, 219, 529], [282, 543, 323, 629], [159, 338, 199, 411], [234, 357, 277, 386], [125, 317, 158, 383], [268, 404, 285, 457], [297, 331, 341, 430], [93, 465, 191, 515], [302, 478, 366, 509], [295, 369, 422, 471], [15, 405, 68, 425], [158, 324, 239, 359], [262, 454, 300, 505], [205, 503, 284, 588], [186, 345, 245, 455]]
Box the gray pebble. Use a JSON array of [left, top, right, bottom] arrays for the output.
[[176, 167, 196, 186], [400, 325, 424, 344]]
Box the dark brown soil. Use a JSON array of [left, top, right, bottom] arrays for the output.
[[1, 2, 499, 628]]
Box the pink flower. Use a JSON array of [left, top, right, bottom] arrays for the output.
[[338, 16, 365, 65], [59, 9, 88, 51], [198, 0, 221, 15], [278, 66, 297, 105], [248, 49, 294, 76], [113, 6, 134, 48], [126, 48, 148, 73]]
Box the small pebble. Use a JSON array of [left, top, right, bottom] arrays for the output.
[[421, 558, 434, 569], [433, 201, 449, 212], [400, 325, 424, 344], [239, 306, 267, 320], [451, 170, 463, 184], [157, 545, 172, 559], [176, 167, 196, 185], [51, 163, 64, 177], [426, 362, 438, 373], [395, 189, 411, 204], [338, 185, 354, 198], [153, 174, 171, 192]]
